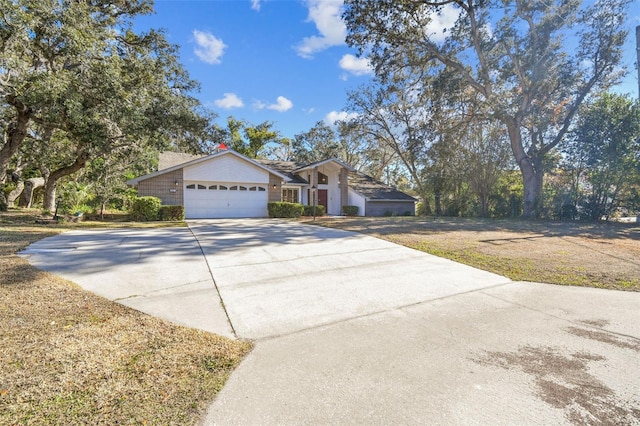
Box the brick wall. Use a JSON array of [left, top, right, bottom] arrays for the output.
[[340, 168, 349, 210], [137, 169, 184, 206]]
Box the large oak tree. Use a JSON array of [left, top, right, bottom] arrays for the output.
[[0, 0, 212, 210], [343, 0, 630, 217]]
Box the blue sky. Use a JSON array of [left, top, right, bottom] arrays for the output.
[[135, 0, 640, 140]]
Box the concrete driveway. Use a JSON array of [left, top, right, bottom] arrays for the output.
[[20, 219, 640, 425]]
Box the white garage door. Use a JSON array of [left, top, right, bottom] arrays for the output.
[[184, 183, 268, 218]]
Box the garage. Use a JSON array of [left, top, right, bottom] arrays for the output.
[[184, 182, 268, 218]]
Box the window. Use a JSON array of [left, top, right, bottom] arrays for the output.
[[318, 172, 328, 185], [219, 185, 228, 190], [249, 186, 257, 191], [186, 184, 196, 189], [229, 185, 238, 190], [258, 186, 266, 191], [209, 185, 218, 190], [197, 184, 206, 190], [282, 188, 299, 203], [239, 186, 247, 191]]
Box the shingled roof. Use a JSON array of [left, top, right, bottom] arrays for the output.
[[158, 152, 203, 170], [348, 171, 417, 201], [254, 159, 309, 184]]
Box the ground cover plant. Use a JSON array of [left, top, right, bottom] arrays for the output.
[[309, 217, 640, 291], [0, 210, 252, 425]]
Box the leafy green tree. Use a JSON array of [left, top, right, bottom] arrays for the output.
[[348, 68, 461, 209], [463, 123, 512, 217], [221, 117, 280, 159], [344, 0, 630, 217], [292, 121, 340, 164], [0, 0, 152, 209], [1, 0, 213, 211], [564, 93, 640, 220]]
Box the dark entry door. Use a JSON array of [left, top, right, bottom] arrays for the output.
[[318, 189, 328, 211]]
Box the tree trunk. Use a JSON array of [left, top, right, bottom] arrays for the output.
[[505, 120, 542, 218], [7, 180, 24, 208], [434, 193, 442, 216], [19, 177, 45, 208], [43, 151, 91, 211], [0, 104, 31, 211], [479, 193, 489, 217]]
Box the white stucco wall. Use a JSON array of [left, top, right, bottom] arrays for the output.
[[183, 154, 269, 183], [348, 189, 366, 216]]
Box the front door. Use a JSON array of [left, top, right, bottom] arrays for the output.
[[318, 189, 328, 211]]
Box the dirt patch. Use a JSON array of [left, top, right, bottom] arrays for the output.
[[566, 327, 640, 352], [309, 217, 640, 291], [474, 346, 639, 425]]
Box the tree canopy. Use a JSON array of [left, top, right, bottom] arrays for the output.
[[0, 0, 214, 210], [343, 0, 631, 217]]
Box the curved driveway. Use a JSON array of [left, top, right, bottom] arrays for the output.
[[20, 219, 640, 425]]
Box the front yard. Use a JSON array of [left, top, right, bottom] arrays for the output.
[[0, 211, 252, 425]]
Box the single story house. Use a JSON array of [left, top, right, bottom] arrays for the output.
[[126, 149, 416, 219]]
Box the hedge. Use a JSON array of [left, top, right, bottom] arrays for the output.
[[302, 204, 326, 217], [268, 202, 304, 218], [342, 205, 359, 216], [129, 196, 162, 221], [158, 205, 185, 221]]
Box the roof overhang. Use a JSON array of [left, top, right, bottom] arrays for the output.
[[294, 158, 356, 173]]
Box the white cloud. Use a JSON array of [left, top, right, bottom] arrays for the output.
[[255, 96, 293, 112], [325, 110, 359, 125], [425, 4, 461, 43], [339, 54, 373, 76], [296, 0, 346, 58], [193, 30, 226, 64], [214, 93, 244, 109], [268, 96, 293, 112], [251, 0, 261, 11]]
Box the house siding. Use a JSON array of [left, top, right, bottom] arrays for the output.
[[137, 169, 184, 206], [184, 154, 268, 183], [347, 189, 367, 216], [268, 174, 281, 202], [365, 201, 415, 217]]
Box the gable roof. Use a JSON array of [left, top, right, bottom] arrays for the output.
[[255, 159, 309, 184], [293, 158, 355, 173], [127, 150, 290, 186], [348, 171, 417, 202]]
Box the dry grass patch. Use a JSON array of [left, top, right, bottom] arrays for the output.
[[0, 210, 252, 425], [308, 216, 640, 291]]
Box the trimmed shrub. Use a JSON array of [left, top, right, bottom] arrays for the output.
[[302, 204, 326, 216], [158, 205, 185, 221], [268, 202, 304, 218], [342, 205, 359, 216], [129, 196, 162, 221]]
